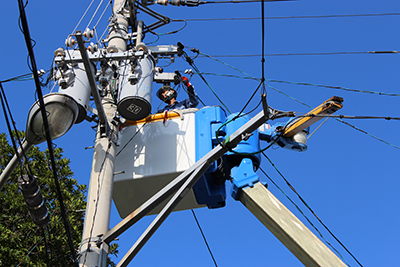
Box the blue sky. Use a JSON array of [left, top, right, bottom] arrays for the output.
[[1, 0, 400, 266]]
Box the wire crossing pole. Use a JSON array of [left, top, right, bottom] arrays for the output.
[[78, 1, 130, 266]]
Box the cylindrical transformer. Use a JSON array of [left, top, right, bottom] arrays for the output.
[[58, 63, 92, 124], [117, 55, 154, 121], [225, 113, 261, 169]]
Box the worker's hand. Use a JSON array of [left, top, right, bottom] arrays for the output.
[[181, 76, 190, 87]]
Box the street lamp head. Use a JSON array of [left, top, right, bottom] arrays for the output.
[[25, 93, 79, 144]]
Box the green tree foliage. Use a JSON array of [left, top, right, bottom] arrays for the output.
[[0, 132, 117, 266]]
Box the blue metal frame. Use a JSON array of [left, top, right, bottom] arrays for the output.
[[193, 106, 227, 208]]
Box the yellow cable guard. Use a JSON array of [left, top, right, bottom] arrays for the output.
[[283, 96, 344, 137], [123, 111, 182, 126]]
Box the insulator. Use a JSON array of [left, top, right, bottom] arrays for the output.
[[65, 36, 76, 48], [54, 47, 65, 57], [84, 28, 94, 40], [18, 175, 50, 228], [88, 42, 98, 54], [156, 0, 169, 5]]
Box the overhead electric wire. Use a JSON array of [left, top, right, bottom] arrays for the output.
[[307, 117, 329, 139], [71, 0, 95, 35], [180, 12, 400, 21], [195, 50, 399, 57], [262, 153, 363, 267], [0, 72, 34, 83], [194, 71, 400, 97], [195, 43, 400, 152], [187, 9, 399, 154], [258, 166, 352, 266], [267, 50, 400, 56], [194, 15, 393, 262], [236, 81, 263, 117], [0, 82, 30, 176], [147, 19, 188, 36], [85, 0, 106, 31], [42, 228, 51, 267], [17, 1, 78, 265], [297, 113, 400, 121], [10, 2, 396, 266], [181, 49, 232, 113], [51, 222, 69, 267], [266, 83, 400, 150], [260, 0, 267, 96], [267, 79, 400, 96], [203, 0, 289, 4], [191, 210, 218, 267], [197, 51, 256, 80], [335, 119, 400, 150], [93, 0, 111, 30]]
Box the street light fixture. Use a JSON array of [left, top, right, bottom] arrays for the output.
[[0, 93, 79, 190], [25, 93, 79, 144]]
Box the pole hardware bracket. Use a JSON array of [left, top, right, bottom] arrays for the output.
[[230, 158, 259, 200], [96, 234, 104, 248]]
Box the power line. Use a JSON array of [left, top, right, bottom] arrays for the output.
[[260, 155, 363, 266], [196, 50, 399, 57], [204, 0, 289, 3], [180, 12, 400, 21], [191, 50, 400, 151], [17, 1, 78, 265], [71, 0, 95, 35], [194, 72, 400, 98], [267, 79, 400, 96], [85, 0, 106, 31], [191, 209, 218, 267], [335, 118, 400, 150], [191, 47, 400, 153], [297, 113, 400, 121], [0, 82, 30, 175], [181, 47, 232, 113], [258, 166, 351, 266], [265, 83, 400, 150], [0, 73, 33, 83]]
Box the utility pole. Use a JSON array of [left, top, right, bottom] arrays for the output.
[[78, 1, 130, 266], [78, 97, 118, 267]]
